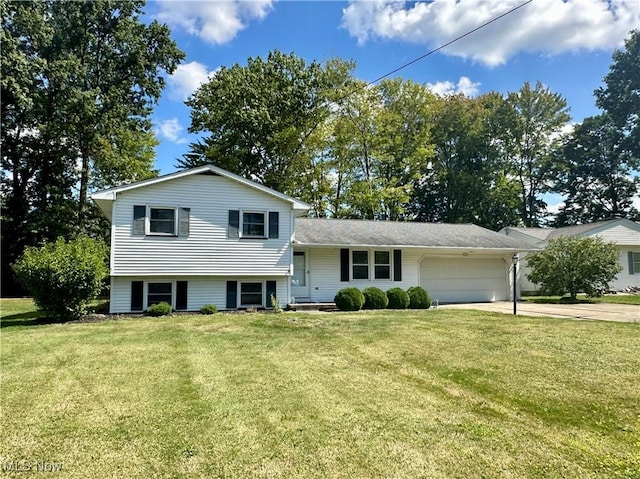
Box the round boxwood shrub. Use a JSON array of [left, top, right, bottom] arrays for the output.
[[147, 302, 172, 316], [362, 287, 389, 310], [334, 287, 365, 311], [386, 287, 410, 309], [200, 304, 218, 315], [407, 286, 431, 309]]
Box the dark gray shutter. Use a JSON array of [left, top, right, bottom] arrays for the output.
[[226, 281, 237, 309], [393, 249, 402, 282], [133, 205, 145, 235], [340, 248, 350, 282], [266, 280, 277, 307], [179, 208, 190, 236], [228, 210, 239, 238], [131, 281, 144, 311], [176, 281, 188, 310], [629, 251, 635, 275], [268, 211, 279, 239]]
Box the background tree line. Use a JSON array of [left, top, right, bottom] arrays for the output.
[[181, 31, 639, 229], [1, 0, 638, 297]]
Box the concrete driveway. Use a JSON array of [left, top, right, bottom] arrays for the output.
[[441, 301, 639, 323]]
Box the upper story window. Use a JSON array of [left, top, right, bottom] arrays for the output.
[[242, 212, 265, 238], [149, 207, 176, 235], [132, 205, 190, 237], [228, 210, 279, 239]]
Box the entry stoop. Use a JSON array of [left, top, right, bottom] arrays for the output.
[[287, 302, 336, 311]]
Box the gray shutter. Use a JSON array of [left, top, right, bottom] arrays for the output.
[[266, 280, 277, 307], [133, 205, 145, 236], [176, 281, 188, 310], [268, 211, 279, 239], [226, 281, 237, 309], [228, 210, 239, 238], [393, 249, 402, 281], [179, 208, 190, 236], [629, 251, 635, 275], [131, 281, 144, 311], [340, 248, 349, 282]]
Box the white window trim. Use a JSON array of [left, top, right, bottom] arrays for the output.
[[374, 250, 392, 280], [239, 281, 264, 307], [352, 250, 370, 280], [351, 248, 393, 281], [240, 210, 267, 239], [146, 206, 178, 237], [633, 252, 640, 274]]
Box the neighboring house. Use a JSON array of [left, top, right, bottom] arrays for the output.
[[92, 165, 536, 313], [500, 219, 640, 293]]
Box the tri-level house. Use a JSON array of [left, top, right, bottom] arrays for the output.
[[93, 165, 536, 313]]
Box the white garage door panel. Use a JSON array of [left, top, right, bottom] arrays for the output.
[[421, 257, 507, 303]]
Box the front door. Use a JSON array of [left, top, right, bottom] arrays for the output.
[[291, 251, 309, 301]]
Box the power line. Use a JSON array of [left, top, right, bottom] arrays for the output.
[[334, 0, 533, 104]]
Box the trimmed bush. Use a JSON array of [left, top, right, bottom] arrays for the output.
[[362, 287, 388, 310], [12, 236, 108, 320], [200, 304, 218, 315], [386, 287, 410, 309], [407, 286, 431, 309], [334, 287, 365, 311], [147, 302, 172, 316]]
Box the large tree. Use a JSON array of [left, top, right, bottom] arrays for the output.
[[552, 114, 639, 225], [180, 51, 354, 203], [595, 29, 640, 159], [1, 0, 183, 295], [505, 81, 570, 227]]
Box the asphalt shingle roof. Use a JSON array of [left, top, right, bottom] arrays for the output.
[[294, 218, 536, 251]]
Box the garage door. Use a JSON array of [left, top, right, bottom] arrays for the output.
[[420, 257, 508, 303]]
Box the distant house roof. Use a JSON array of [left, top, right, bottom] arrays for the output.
[[293, 218, 536, 251], [502, 219, 640, 243], [92, 165, 310, 220]]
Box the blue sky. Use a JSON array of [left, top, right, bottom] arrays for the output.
[[145, 0, 639, 211]]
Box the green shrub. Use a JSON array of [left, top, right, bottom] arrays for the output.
[[407, 286, 431, 309], [200, 304, 218, 315], [12, 236, 108, 320], [362, 287, 388, 309], [147, 302, 172, 316], [334, 287, 365, 311], [386, 287, 410, 309]]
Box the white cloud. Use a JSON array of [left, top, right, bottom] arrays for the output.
[[168, 61, 219, 101], [342, 0, 640, 66], [156, 118, 188, 144], [426, 76, 481, 96], [156, 0, 274, 45]]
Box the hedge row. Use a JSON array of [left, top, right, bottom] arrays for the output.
[[334, 286, 431, 311]]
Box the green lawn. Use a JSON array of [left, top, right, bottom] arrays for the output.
[[524, 294, 640, 305], [1, 300, 639, 478]]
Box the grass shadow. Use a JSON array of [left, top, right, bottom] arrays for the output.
[[0, 311, 68, 328]]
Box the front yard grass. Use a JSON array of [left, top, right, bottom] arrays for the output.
[[524, 293, 640, 306], [1, 302, 639, 478]]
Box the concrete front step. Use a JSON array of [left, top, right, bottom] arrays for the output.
[[287, 302, 336, 311]]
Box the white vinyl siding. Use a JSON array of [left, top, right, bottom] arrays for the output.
[[109, 276, 288, 313], [303, 247, 422, 303], [111, 174, 292, 276]]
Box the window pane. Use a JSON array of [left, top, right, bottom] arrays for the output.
[[243, 212, 265, 237], [352, 251, 368, 264], [240, 282, 263, 305], [149, 283, 172, 294], [374, 251, 390, 264], [353, 265, 369, 280], [375, 265, 390, 279], [149, 208, 175, 234], [147, 282, 172, 307]]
